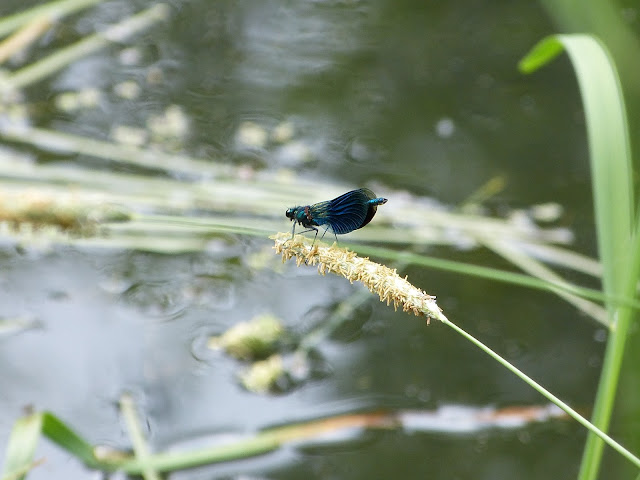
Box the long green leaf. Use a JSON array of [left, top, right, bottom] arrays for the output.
[[521, 34, 636, 480], [41, 412, 99, 468]]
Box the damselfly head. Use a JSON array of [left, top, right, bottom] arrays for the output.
[[285, 208, 296, 221]]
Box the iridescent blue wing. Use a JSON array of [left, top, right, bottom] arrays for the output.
[[310, 188, 375, 235]]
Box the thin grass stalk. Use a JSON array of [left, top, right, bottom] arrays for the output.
[[481, 236, 608, 325], [0, 125, 230, 178], [439, 315, 640, 469], [0, 17, 52, 65], [119, 394, 160, 480], [0, 0, 103, 38], [4, 3, 170, 89], [353, 244, 640, 312]]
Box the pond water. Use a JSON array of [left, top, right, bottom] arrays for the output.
[[0, 0, 626, 479]]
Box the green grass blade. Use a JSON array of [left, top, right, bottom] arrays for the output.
[[352, 244, 640, 316], [4, 4, 170, 90], [41, 412, 100, 468], [439, 316, 640, 469], [119, 394, 161, 480], [0, 0, 103, 38], [1, 411, 98, 479], [521, 34, 635, 480]]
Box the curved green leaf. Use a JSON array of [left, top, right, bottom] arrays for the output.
[[521, 34, 635, 480]]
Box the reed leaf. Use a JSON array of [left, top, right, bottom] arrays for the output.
[[521, 34, 637, 480]]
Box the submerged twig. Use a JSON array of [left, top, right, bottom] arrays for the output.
[[271, 232, 446, 323]]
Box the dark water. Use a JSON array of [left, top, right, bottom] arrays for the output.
[[0, 0, 628, 478]]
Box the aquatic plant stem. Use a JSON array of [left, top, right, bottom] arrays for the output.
[[119, 394, 160, 480], [0, 125, 227, 177], [579, 250, 639, 478], [480, 236, 608, 324], [0, 17, 52, 65], [439, 315, 640, 469], [0, 0, 103, 37], [5, 3, 170, 89], [522, 34, 638, 479]]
